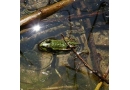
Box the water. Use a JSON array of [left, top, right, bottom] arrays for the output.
[[20, 0, 109, 90]]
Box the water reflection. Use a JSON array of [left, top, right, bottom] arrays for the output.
[[20, 0, 109, 90]]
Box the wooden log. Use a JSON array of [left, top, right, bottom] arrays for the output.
[[20, 0, 75, 26]]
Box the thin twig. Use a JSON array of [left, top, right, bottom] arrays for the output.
[[61, 34, 109, 84], [94, 66, 109, 90]]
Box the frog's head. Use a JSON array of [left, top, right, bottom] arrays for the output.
[[38, 40, 51, 52], [39, 38, 52, 47], [40, 42, 50, 47]]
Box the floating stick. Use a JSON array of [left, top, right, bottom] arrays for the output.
[[20, 0, 75, 26]]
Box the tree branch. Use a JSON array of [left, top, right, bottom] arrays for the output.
[[61, 34, 109, 84]]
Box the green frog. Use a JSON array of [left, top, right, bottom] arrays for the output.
[[38, 38, 79, 52]]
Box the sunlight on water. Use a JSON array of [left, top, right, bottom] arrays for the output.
[[20, 0, 109, 90]]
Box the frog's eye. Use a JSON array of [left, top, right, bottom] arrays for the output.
[[46, 39, 51, 43]]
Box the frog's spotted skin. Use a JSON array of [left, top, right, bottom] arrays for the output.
[[38, 38, 79, 52]]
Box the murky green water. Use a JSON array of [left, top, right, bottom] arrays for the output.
[[20, 0, 109, 90]]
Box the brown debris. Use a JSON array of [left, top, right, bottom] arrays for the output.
[[20, 0, 75, 26]]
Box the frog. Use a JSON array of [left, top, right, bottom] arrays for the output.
[[38, 37, 79, 53]]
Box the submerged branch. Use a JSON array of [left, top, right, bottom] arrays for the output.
[[61, 34, 109, 84], [94, 66, 109, 90], [20, 0, 75, 26]]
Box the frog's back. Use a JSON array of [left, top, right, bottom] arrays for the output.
[[50, 40, 67, 50]]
